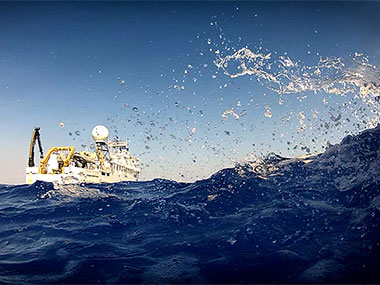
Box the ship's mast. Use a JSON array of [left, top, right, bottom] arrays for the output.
[[91, 125, 110, 171]]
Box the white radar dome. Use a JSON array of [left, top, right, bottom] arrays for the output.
[[91, 125, 109, 143]]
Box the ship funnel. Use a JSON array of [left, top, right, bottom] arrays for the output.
[[91, 125, 109, 144]]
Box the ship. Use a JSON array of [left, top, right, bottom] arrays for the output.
[[26, 125, 140, 184]]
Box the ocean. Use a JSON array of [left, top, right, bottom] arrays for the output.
[[0, 125, 379, 283]]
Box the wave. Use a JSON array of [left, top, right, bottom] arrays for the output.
[[0, 125, 379, 283]]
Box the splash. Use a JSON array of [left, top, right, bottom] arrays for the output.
[[214, 47, 380, 134], [215, 48, 380, 104], [215, 49, 379, 106], [222, 109, 240, 119], [214, 47, 278, 83]]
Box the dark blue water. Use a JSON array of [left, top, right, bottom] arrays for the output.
[[1, 126, 380, 283]]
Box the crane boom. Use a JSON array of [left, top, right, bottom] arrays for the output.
[[28, 127, 44, 167]]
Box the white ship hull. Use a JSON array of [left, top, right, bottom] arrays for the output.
[[26, 165, 139, 185]]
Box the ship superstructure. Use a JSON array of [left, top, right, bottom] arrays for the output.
[[26, 125, 140, 184]]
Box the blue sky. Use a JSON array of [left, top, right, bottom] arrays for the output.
[[1, 1, 379, 184]]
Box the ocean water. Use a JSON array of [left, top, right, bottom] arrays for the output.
[[1, 126, 379, 284]]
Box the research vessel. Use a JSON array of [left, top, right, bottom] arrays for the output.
[[26, 125, 140, 184]]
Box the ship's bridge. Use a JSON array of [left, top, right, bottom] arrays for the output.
[[108, 139, 129, 153]]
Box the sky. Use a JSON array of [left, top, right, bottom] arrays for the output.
[[0, 1, 379, 184]]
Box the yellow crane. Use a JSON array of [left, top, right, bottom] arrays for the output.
[[39, 146, 75, 174]]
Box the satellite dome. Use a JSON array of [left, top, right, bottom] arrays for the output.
[[91, 125, 109, 143]]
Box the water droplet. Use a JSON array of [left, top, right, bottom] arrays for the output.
[[227, 237, 237, 245], [264, 105, 272, 118], [240, 110, 247, 117]]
